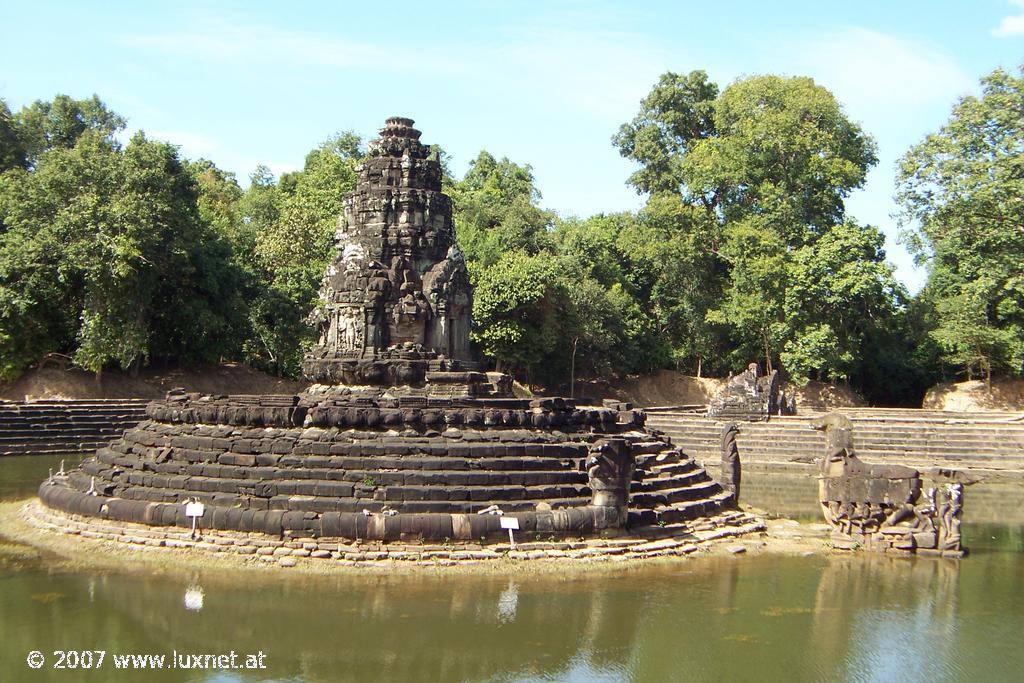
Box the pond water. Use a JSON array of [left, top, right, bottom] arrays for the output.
[[1, 454, 1022, 682]]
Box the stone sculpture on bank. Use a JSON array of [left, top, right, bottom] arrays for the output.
[[719, 422, 741, 503], [708, 363, 794, 421], [812, 412, 965, 557]]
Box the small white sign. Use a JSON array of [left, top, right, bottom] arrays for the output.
[[185, 502, 205, 518], [499, 516, 520, 530]]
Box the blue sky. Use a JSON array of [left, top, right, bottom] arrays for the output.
[[2, 1, 1022, 291]]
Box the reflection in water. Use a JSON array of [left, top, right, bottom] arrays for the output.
[[183, 586, 204, 612], [2, 550, 1022, 682], [497, 582, 518, 623]]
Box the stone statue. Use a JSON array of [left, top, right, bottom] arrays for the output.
[[719, 422, 741, 503], [812, 411, 966, 557], [586, 438, 635, 518]]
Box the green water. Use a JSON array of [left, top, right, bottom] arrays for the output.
[[1, 457, 1022, 682]]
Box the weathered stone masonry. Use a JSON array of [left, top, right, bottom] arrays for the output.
[[38, 117, 737, 546]]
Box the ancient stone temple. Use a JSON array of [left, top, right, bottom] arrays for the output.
[[304, 117, 487, 395], [36, 118, 742, 550]]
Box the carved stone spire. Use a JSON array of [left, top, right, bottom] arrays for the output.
[[303, 117, 475, 388]]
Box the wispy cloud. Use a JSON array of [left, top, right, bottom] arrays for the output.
[[120, 19, 467, 74], [793, 27, 972, 121], [494, 25, 674, 123], [992, 0, 1024, 37], [147, 129, 220, 158]]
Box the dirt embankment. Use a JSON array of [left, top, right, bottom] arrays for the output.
[[922, 378, 1024, 412], [584, 370, 865, 410], [0, 364, 308, 401], [787, 381, 865, 411], [595, 370, 725, 407]]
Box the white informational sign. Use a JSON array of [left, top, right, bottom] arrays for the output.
[[185, 501, 205, 518], [500, 516, 520, 530]]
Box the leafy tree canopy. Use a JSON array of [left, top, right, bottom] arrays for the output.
[[897, 65, 1024, 381]]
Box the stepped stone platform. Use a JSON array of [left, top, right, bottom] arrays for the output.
[[38, 394, 734, 541], [0, 399, 150, 456], [36, 117, 743, 550], [646, 407, 1024, 479]]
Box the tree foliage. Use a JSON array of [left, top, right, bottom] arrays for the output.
[[897, 65, 1024, 381], [0, 110, 242, 378], [616, 70, 897, 385], [1, 70, 1010, 406]]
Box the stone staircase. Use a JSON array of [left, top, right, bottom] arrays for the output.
[[645, 407, 1024, 478], [67, 410, 731, 527], [0, 399, 150, 456]]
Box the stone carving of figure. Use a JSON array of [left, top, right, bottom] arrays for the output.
[[586, 438, 635, 517], [337, 307, 364, 352], [938, 483, 963, 550], [422, 245, 470, 358], [720, 422, 741, 503]]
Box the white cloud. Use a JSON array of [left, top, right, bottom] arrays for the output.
[[120, 19, 466, 75], [993, 0, 1024, 37], [794, 27, 972, 119]]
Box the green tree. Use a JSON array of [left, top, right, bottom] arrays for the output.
[[239, 133, 364, 376], [897, 65, 1024, 382], [617, 71, 888, 382], [781, 220, 901, 383], [0, 124, 244, 379], [14, 94, 125, 167], [451, 151, 555, 270], [0, 99, 26, 173]]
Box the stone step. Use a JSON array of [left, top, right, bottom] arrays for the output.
[[0, 429, 126, 440], [660, 424, 1020, 440], [0, 441, 110, 455], [633, 469, 709, 492], [648, 420, 1024, 440], [650, 492, 735, 524], [94, 465, 713, 493], [630, 480, 722, 508], [665, 438, 1024, 457], [649, 414, 1024, 428], [98, 449, 586, 475], [108, 483, 594, 514], [647, 460, 700, 477]]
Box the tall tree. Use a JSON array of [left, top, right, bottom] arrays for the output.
[[616, 71, 888, 382], [0, 125, 243, 378], [0, 99, 26, 173], [239, 133, 364, 376], [451, 151, 554, 270], [14, 94, 125, 167], [897, 65, 1024, 382]]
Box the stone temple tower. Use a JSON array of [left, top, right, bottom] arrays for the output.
[[303, 117, 497, 395]]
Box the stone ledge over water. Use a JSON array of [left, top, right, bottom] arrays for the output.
[[18, 500, 767, 570]]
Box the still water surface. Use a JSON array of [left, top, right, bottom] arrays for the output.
[[1, 454, 1022, 682]]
